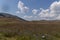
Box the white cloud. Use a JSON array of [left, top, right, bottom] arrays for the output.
[[18, 1, 29, 13], [50, 1, 60, 12], [32, 9, 38, 14], [16, 11, 20, 13], [23, 15, 32, 19], [37, 1, 60, 20], [17, 0, 60, 20], [39, 9, 49, 17]]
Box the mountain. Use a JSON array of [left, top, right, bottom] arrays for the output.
[[0, 13, 60, 40], [0, 13, 26, 21]]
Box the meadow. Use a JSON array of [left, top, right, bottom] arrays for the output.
[[0, 18, 60, 40]]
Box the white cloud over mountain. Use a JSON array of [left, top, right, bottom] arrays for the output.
[[18, 1, 29, 13], [23, 15, 32, 20], [17, 1, 60, 20], [39, 1, 60, 20], [32, 9, 38, 15]]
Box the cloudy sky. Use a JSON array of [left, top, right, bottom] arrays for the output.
[[0, 0, 60, 21]]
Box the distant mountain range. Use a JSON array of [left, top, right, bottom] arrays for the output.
[[0, 13, 60, 22], [0, 13, 26, 21]]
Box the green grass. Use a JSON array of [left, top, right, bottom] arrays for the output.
[[0, 32, 59, 40]]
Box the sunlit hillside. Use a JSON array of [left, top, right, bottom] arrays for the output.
[[0, 13, 60, 40]]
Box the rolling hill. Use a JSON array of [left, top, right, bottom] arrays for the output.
[[0, 13, 26, 22], [0, 13, 60, 40]]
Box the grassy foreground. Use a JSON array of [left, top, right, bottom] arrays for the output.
[[0, 18, 60, 40]]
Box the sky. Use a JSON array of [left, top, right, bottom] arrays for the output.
[[0, 0, 60, 21]]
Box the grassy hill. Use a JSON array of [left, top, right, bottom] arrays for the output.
[[0, 13, 60, 40]]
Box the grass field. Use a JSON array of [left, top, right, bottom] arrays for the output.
[[0, 18, 60, 40]]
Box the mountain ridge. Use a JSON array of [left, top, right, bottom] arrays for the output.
[[0, 13, 26, 22]]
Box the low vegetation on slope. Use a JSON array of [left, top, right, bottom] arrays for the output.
[[0, 19, 60, 40], [0, 13, 60, 40]]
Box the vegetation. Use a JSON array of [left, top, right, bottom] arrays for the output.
[[0, 20, 60, 40], [0, 14, 60, 40]]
